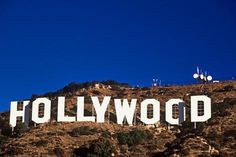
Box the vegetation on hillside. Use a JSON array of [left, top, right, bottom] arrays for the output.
[[0, 81, 236, 156]]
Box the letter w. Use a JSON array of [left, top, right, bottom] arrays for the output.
[[114, 99, 137, 125]]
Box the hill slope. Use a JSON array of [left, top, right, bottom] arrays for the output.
[[0, 81, 236, 156]]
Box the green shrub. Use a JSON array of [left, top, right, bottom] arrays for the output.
[[32, 139, 48, 147], [73, 139, 115, 157], [0, 135, 7, 145], [129, 129, 148, 145], [53, 147, 64, 157], [1, 125, 12, 137], [117, 129, 148, 146], [91, 139, 115, 157], [14, 123, 29, 137], [101, 131, 111, 138], [111, 85, 121, 91], [70, 126, 97, 137], [117, 132, 129, 145]]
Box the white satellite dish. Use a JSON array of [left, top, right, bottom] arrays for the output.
[[200, 74, 204, 80], [193, 67, 213, 83], [193, 73, 199, 79], [207, 75, 212, 81]]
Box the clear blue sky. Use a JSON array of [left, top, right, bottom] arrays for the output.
[[0, 0, 236, 111]]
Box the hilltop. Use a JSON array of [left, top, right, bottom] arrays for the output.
[[0, 80, 236, 157]]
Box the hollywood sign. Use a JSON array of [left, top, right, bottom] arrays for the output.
[[10, 95, 211, 127]]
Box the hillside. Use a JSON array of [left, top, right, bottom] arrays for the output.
[[0, 80, 236, 157]]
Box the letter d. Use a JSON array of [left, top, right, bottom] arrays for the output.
[[191, 95, 211, 122]]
